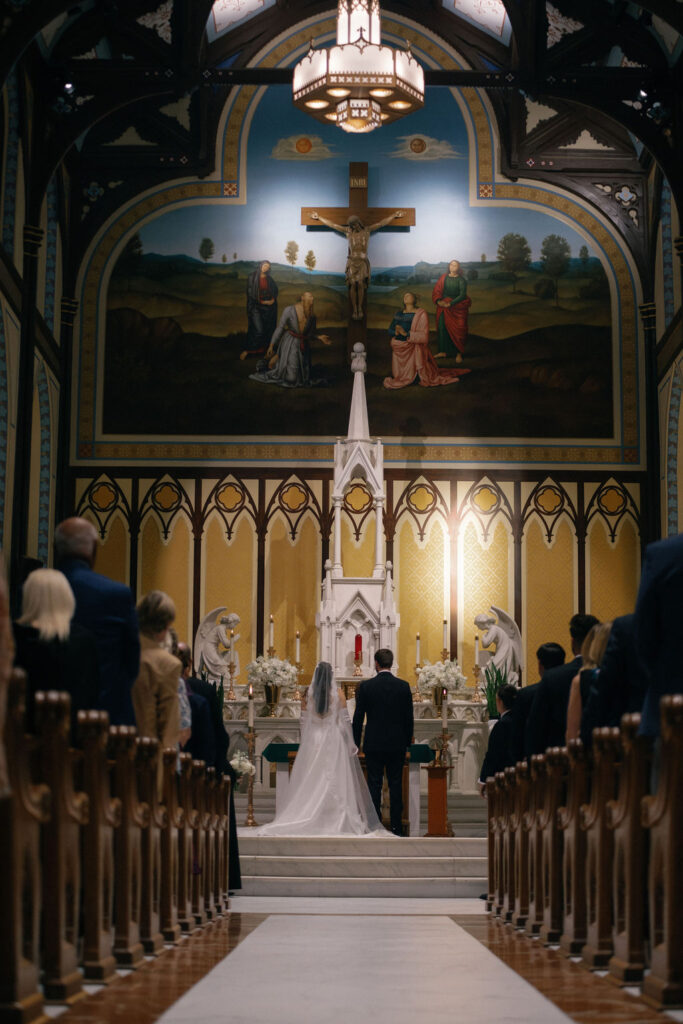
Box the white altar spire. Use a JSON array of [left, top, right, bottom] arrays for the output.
[[317, 342, 399, 677]]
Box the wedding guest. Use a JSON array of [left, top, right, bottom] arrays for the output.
[[580, 613, 649, 748], [525, 613, 599, 756], [479, 684, 519, 794], [509, 641, 565, 763], [13, 568, 100, 740], [132, 591, 181, 777], [55, 517, 140, 726], [566, 621, 612, 742]]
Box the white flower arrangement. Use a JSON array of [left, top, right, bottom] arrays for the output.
[[229, 751, 255, 778], [246, 655, 299, 694], [416, 658, 467, 695]]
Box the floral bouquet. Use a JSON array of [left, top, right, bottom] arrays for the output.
[[416, 658, 467, 700], [229, 751, 255, 791], [246, 655, 299, 697]]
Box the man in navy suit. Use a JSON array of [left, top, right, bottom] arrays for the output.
[[55, 517, 140, 727], [352, 648, 413, 836], [633, 533, 683, 737], [580, 613, 648, 747]]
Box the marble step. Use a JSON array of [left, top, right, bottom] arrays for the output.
[[237, 836, 486, 858], [241, 854, 486, 878], [240, 875, 487, 898]]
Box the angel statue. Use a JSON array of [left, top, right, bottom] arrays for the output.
[[194, 607, 241, 680], [474, 606, 522, 686]]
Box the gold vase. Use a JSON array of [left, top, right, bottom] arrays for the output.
[[432, 685, 445, 708], [264, 682, 281, 717]]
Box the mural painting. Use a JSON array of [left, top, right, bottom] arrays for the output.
[[104, 85, 613, 440]]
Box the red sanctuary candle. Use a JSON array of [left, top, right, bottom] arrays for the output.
[[355, 633, 362, 657]]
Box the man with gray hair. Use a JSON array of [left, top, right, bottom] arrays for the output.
[[55, 516, 140, 726]]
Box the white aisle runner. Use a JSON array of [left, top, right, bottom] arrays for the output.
[[157, 913, 572, 1024]]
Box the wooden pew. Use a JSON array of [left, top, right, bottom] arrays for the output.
[[136, 736, 165, 955], [580, 727, 620, 969], [0, 671, 50, 1024], [215, 774, 231, 914], [202, 767, 218, 921], [524, 754, 545, 936], [485, 774, 498, 912], [512, 760, 530, 929], [642, 695, 683, 1009], [491, 772, 506, 917], [78, 710, 120, 983], [539, 747, 567, 945], [109, 726, 148, 967], [160, 748, 183, 943], [501, 766, 517, 922], [176, 753, 196, 934], [191, 760, 209, 926], [35, 692, 88, 1003], [559, 739, 589, 955], [606, 713, 649, 984]]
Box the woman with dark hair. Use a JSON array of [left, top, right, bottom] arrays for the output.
[[252, 662, 389, 836], [478, 684, 519, 791], [383, 292, 470, 389]]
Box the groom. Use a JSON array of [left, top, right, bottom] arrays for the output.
[[352, 648, 414, 836]]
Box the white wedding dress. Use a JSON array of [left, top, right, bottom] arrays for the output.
[[252, 667, 390, 837]]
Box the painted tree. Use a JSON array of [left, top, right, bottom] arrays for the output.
[[579, 244, 589, 271], [221, 253, 227, 263], [284, 240, 299, 266], [304, 249, 316, 272], [233, 252, 237, 261], [540, 234, 571, 306], [199, 237, 215, 262], [496, 232, 531, 292], [481, 253, 487, 263]]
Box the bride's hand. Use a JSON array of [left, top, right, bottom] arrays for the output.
[[337, 687, 347, 708]]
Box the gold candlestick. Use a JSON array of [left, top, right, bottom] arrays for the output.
[[353, 654, 363, 678], [412, 662, 423, 703], [243, 725, 258, 827], [471, 661, 483, 702], [440, 648, 450, 663], [267, 646, 276, 658], [435, 727, 451, 767], [226, 659, 237, 702]]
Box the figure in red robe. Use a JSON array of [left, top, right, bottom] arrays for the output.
[[383, 293, 470, 390], [432, 259, 471, 362]]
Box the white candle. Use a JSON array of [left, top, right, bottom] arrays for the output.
[[474, 634, 479, 666], [269, 614, 274, 648], [443, 619, 448, 651], [229, 628, 234, 661], [416, 632, 421, 665], [295, 630, 301, 663], [248, 682, 254, 728], [442, 687, 448, 727]]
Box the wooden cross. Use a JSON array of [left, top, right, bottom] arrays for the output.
[[302, 161, 415, 343]]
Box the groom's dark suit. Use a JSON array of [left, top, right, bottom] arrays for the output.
[[352, 669, 414, 835]]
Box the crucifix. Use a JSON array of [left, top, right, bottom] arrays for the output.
[[301, 162, 415, 342]]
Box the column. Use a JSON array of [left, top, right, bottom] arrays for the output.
[[333, 496, 342, 576], [373, 496, 384, 577]]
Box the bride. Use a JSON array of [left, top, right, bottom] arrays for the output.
[[252, 661, 390, 836]]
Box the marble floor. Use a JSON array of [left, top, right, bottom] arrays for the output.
[[51, 899, 683, 1024]]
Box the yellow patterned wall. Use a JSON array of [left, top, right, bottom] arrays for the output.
[[92, 513, 129, 585], [524, 517, 575, 681], [588, 517, 639, 622], [202, 513, 255, 676], [266, 514, 319, 677], [396, 517, 446, 678], [339, 513, 375, 579], [139, 513, 192, 646], [460, 518, 510, 687]]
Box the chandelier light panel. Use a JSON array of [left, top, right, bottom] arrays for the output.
[[292, 0, 425, 133]]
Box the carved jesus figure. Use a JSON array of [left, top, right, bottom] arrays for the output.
[[310, 210, 405, 320]]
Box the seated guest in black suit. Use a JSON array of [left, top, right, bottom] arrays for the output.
[[479, 684, 519, 793], [566, 621, 612, 743], [509, 641, 565, 762], [13, 568, 100, 740], [579, 613, 649, 749], [525, 613, 599, 757], [176, 642, 216, 767]]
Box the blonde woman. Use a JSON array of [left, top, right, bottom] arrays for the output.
[[13, 568, 100, 739], [566, 621, 613, 743]]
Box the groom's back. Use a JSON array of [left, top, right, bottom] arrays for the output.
[[354, 671, 413, 752]]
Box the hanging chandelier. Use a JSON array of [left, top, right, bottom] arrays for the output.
[[292, 0, 424, 134]]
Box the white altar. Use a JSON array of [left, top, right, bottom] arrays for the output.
[[224, 691, 490, 832]]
